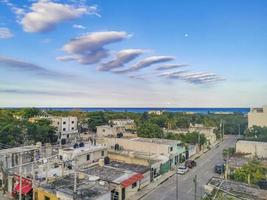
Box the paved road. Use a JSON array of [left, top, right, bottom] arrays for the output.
[[142, 135, 237, 200]]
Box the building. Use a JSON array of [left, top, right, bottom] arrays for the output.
[[165, 123, 217, 145], [59, 143, 107, 167], [148, 110, 163, 115], [50, 116, 78, 140], [99, 137, 185, 170], [82, 164, 145, 200], [34, 174, 110, 200], [96, 125, 125, 137], [236, 140, 267, 158], [204, 177, 267, 200], [248, 105, 267, 128], [109, 119, 136, 130]]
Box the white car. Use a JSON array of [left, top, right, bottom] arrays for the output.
[[177, 165, 189, 175]]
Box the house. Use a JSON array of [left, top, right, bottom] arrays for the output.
[[34, 174, 110, 200], [96, 125, 125, 137], [82, 164, 145, 200], [248, 105, 267, 128], [58, 143, 107, 167], [99, 137, 185, 170], [109, 119, 136, 130], [236, 140, 267, 158]]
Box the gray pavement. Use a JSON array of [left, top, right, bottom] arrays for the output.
[[142, 135, 237, 200]]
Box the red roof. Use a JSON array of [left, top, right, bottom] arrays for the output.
[[121, 173, 144, 188], [14, 183, 32, 195]]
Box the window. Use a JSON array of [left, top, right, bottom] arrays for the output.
[[102, 129, 105, 132], [67, 134, 69, 138], [63, 121, 66, 124], [132, 182, 137, 188], [170, 147, 173, 152], [63, 128, 66, 131], [72, 121, 74, 124], [71, 127, 74, 130], [44, 196, 50, 200], [101, 151, 105, 156], [87, 154, 90, 161]]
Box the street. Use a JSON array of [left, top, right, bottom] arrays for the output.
[[142, 135, 237, 200]]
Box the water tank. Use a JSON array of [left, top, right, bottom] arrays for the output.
[[104, 156, 110, 165], [73, 143, 79, 148], [79, 142, 84, 147]]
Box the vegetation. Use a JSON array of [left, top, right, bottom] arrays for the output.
[[138, 122, 163, 138], [230, 160, 266, 184], [223, 147, 235, 158], [245, 126, 267, 141]]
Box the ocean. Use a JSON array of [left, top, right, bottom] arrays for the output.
[[40, 107, 250, 114]]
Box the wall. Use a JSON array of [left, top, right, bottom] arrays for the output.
[[248, 112, 267, 128], [107, 151, 150, 166], [236, 140, 267, 158], [34, 188, 58, 200]]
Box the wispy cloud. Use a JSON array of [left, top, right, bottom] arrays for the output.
[[114, 55, 175, 73], [20, 0, 99, 32], [57, 31, 130, 65], [73, 24, 86, 29], [98, 49, 145, 71], [155, 64, 189, 70], [0, 55, 64, 78], [0, 27, 14, 39], [160, 70, 225, 84], [0, 88, 89, 97]]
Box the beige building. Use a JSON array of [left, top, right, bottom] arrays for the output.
[[236, 140, 267, 158], [96, 125, 125, 137], [59, 143, 107, 167], [248, 105, 267, 128], [109, 119, 136, 130]]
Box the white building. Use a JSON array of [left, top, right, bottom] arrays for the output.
[[236, 140, 267, 158], [248, 105, 267, 128], [50, 116, 78, 140], [109, 119, 135, 129], [59, 143, 107, 167]]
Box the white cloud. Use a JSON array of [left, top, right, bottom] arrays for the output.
[[114, 55, 175, 73], [73, 24, 86, 29], [155, 64, 189, 70], [98, 49, 145, 71], [57, 31, 129, 65], [0, 27, 14, 39], [21, 0, 99, 32]]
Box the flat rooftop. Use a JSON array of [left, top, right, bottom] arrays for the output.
[[207, 177, 267, 200], [130, 137, 181, 145], [81, 165, 137, 184], [0, 145, 39, 155], [107, 161, 149, 174], [40, 174, 110, 200]]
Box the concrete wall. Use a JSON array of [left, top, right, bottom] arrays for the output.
[[96, 126, 125, 137], [236, 140, 267, 158], [34, 188, 58, 200], [107, 151, 150, 166], [248, 112, 267, 128]]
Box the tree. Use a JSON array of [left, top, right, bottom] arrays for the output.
[[87, 112, 108, 132], [138, 122, 163, 138], [20, 108, 41, 119]]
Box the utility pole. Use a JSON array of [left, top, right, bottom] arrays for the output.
[[176, 158, 179, 200], [73, 159, 78, 200], [238, 124, 241, 138], [193, 175, 197, 200], [19, 153, 22, 200]]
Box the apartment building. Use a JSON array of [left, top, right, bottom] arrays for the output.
[[248, 105, 267, 128]]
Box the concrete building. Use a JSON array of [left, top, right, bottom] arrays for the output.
[[248, 105, 267, 128], [59, 143, 107, 167], [109, 119, 136, 130], [35, 174, 110, 200], [99, 137, 185, 169], [165, 123, 217, 145], [236, 140, 267, 158], [96, 125, 125, 137], [82, 164, 145, 200]]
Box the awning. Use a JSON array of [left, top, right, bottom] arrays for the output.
[[14, 183, 32, 195], [121, 173, 144, 188]]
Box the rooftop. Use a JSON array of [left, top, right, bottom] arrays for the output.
[[40, 174, 110, 200], [106, 161, 149, 174], [130, 137, 181, 145], [0, 145, 39, 155], [207, 177, 267, 200]]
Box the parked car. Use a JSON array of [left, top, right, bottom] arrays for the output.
[[215, 163, 225, 174], [257, 180, 267, 190], [185, 160, 197, 168], [177, 165, 189, 175]]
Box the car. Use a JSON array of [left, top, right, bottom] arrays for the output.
[[185, 160, 197, 168], [215, 163, 225, 174], [177, 165, 189, 175]]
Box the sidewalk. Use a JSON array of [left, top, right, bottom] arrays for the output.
[[130, 140, 223, 200]]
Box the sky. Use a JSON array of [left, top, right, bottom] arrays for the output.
[[0, 0, 266, 107]]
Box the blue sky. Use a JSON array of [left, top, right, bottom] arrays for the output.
[[0, 0, 266, 107]]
